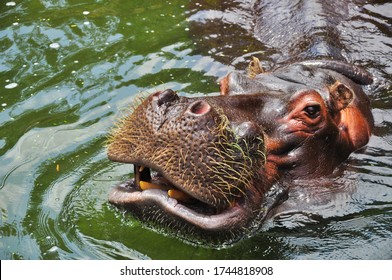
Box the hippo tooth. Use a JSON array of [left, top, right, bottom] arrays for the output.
[[167, 189, 193, 202], [139, 166, 145, 172], [140, 181, 169, 191]]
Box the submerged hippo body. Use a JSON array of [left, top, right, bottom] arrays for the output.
[[107, 0, 374, 245]]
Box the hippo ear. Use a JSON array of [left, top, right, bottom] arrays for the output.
[[247, 56, 264, 78], [328, 81, 354, 111]]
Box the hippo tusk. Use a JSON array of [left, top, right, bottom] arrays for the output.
[[140, 181, 169, 191], [168, 189, 193, 202]]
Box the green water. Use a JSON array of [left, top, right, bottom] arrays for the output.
[[1, 0, 391, 260]]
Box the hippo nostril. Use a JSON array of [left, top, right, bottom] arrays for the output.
[[188, 100, 211, 116], [156, 89, 178, 106]]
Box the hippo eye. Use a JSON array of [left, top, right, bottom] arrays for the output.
[[304, 105, 320, 118]]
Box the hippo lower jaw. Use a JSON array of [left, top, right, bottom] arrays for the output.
[[108, 164, 288, 244], [109, 164, 259, 232]]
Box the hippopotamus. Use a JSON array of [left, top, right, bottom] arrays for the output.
[[107, 0, 374, 245]]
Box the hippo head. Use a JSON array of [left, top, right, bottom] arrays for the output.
[[107, 60, 373, 244]]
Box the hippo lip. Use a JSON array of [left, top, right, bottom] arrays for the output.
[[108, 164, 252, 230]]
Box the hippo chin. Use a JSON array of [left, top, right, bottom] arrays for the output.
[[107, 1, 374, 245]]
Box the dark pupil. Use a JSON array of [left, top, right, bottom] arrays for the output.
[[305, 105, 320, 116]]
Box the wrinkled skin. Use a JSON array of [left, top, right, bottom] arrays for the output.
[[107, 1, 374, 245]]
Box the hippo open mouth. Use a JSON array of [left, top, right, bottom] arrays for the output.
[[107, 88, 281, 242], [109, 165, 258, 231]]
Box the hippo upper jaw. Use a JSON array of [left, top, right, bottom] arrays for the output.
[[107, 90, 267, 209]]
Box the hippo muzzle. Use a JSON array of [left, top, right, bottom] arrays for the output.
[[107, 88, 284, 243], [107, 61, 373, 244]]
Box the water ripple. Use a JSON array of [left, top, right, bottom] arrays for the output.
[[0, 0, 391, 260]]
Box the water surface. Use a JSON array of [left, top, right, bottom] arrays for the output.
[[0, 0, 391, 259]]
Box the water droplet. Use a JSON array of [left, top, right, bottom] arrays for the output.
[[49, 42, 60, 49], [48, 246, 58, 253], [48, 246, 59, 253], [5, 82, 18, 89], [83, 11, 90, 15], [84, 21, 90, 26], [1, 103, 7, 107], [12, 22, 18, 26], [6, 2, 16, 7]]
